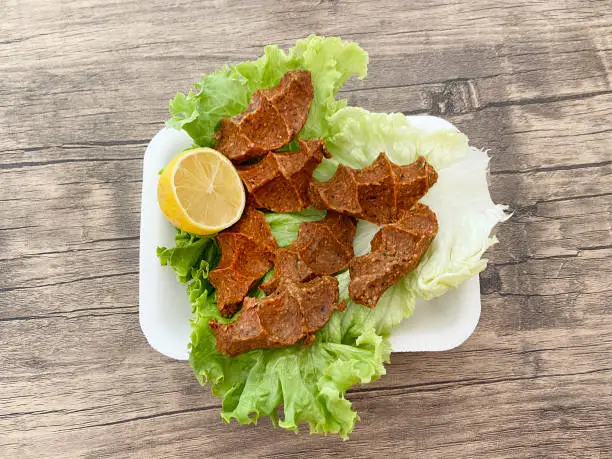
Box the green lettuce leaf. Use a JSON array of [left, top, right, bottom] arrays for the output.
[[170, 212, 407, 438], [167, 35, 368, 147], [327, 108, 471, 170], [157, 230, 217, 283], [188, 266, 390, 439]]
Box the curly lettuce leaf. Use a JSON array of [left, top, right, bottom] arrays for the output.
[[331, 108, 508, 300], [289, 36, 368, 139], [188, 265, 390, 439], [167, 35, 368, 147], [157, 230, 217, 283]]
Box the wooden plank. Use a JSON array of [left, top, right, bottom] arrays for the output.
[[486, 194, 612, 263], [2, 353, 611, 457], [1, 307, 610, 455], [0, 274, 139, 320]]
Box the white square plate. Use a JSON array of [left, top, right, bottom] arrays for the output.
[[139, 125, 481, 360]]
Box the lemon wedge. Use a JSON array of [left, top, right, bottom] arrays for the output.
[[157, 148, 245, 235]]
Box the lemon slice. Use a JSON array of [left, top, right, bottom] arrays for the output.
[[157, 148, 246, 235]]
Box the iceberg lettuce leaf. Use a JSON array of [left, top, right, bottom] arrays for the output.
[[410, 147, 509, 298], [327, 108, 508, 300]]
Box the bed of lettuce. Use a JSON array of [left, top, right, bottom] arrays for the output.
[[158, 35, 507, 438]]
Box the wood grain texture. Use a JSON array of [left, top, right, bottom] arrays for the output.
[[1, 0, 611, 457]]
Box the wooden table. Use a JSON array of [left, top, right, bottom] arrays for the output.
[[2, 1, 611, 457]]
